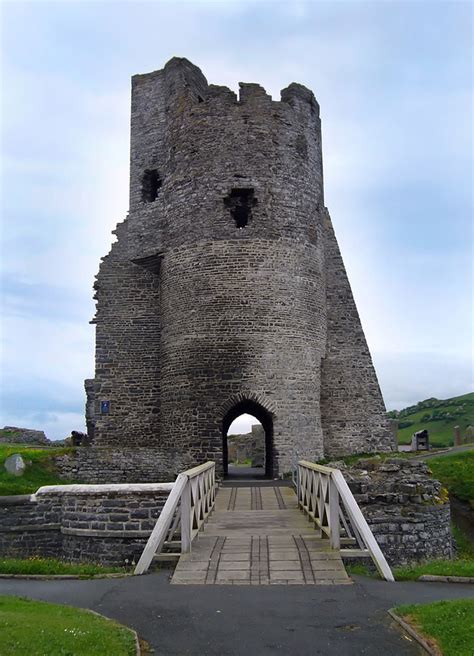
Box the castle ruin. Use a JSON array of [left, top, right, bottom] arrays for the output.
[[86, 57, 392, 480]]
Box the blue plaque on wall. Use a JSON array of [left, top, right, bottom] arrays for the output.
[[100, 400, 110, 414]]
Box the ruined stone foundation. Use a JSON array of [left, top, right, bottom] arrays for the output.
[[85, 57, 393, 481], [335, 457, 453, 565]]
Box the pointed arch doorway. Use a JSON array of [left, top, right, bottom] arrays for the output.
[[222, 399, 274, 479]]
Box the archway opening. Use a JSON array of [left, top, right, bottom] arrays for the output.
[[222, 400, 273, 479]]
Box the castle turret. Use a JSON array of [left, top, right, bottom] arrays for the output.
[[88, 58, 392, 479]]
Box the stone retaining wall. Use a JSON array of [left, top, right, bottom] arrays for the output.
[[337, 457, 453, 565], [54, 447, 195, 484], [0, 494, 62, 558], [0, 484, 172, 566]]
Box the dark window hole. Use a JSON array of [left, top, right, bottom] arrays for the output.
[[142, 169, 162, 203], [224, 188, 257, 229]]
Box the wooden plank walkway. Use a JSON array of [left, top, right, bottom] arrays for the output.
[[171, 486, 352, 585]]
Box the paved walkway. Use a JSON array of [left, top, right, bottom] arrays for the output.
[[172, 486, 350, 585], [2, 572, 473, 655], [412, 443, 474, 460]]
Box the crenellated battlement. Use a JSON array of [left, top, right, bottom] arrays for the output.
[[132, 57, 319, 118]]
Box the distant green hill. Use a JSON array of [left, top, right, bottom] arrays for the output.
[[388, 392, 474, 448]]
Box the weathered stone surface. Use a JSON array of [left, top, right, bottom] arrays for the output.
[[83, 56, 392, 481], [0, 486, 170, 566], [1, 427, 49, 445], [228, 425, 265, 467], [4, 454, 26, 477], [330, 457, 453, 565], [54, 447, 195, 484]]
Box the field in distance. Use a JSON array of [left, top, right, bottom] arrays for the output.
[[388, 392, 474, 448]]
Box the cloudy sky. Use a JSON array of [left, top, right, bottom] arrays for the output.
[[1, 0, 472, 439]]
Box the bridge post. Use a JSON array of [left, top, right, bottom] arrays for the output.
[[329, 480, 340, 550], [181, 480, 192, 553]]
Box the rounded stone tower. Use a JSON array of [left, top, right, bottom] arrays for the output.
[[87, 58, 392, 480]]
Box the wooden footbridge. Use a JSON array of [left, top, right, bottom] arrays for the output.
[[135, 461, 394, 585]]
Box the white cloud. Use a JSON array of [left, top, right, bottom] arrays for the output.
[[1, 0, 471, 435], [374, 350, 473, 411], [228, 414, 261, 435], [1, 411, 85, 442]]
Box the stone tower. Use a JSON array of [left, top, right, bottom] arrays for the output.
[[87, 57, 392, 480]]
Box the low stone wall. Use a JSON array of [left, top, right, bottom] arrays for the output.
[[0, 494, 62, 558], [1, 457, 454, 568], [337, 457, 453, 566], [0, 484, 172, 566], [55, 447, 196, 484]]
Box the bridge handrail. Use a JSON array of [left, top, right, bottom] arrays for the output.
[[297, 460, 394, 582], [135, 461, 216, 575]]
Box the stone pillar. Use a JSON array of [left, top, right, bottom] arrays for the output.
[[453, 425, 462, 447], [388, 419, 399, 451]]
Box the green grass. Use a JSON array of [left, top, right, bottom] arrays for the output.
[[391, 392, 474, 447], [0, 595, 137, 656], [452, 522, 474, 559], [395, 599, 474, 656], [344, 563, 373, 577], [317, 451, 416, 467], [0, 429, 24, 441], [0, 444, 74, 495], [347, 522, 474, 581], [393, 559, 474, 580], [0, 557, 128, 577], [347, 558, 474, 582], [428, 450, 474, 506]]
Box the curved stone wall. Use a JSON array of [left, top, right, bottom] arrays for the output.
[[88, 57, 393, 478], [158, 239, 326, 473]]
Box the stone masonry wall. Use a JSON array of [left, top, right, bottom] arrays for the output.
[[91, 220, 162, 448], [86, 57, 393, 481], [0, 494, 62, 558], [0, 485, 172, 566], [60, 487, 170, 566], [337, 457, 453, 566], [55, 447, 196, 484], [321, 210, 392, 457]]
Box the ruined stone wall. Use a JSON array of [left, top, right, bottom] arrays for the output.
[[228, 425, 265, 464], [339, 457, 453, 565], [91, 220, 161, 447], [321, 210, 392, 456], [87, 57, 392, 480], [55, 447, 195, 484]]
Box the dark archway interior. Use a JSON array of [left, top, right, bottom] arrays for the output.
[[222, 400, 273, 478]]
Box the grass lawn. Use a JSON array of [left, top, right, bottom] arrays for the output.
[[395, 599, 474, 656], [0, 557, 128, 577], [0, 444, 74, 495], [428, 450, 474, 507], [393, 558, 474, 580], [394, 393, 474, 447], [0, 595, 137, 656]]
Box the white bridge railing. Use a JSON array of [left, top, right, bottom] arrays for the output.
[[297, 460, 394, 582], [135, 462, 216, 575]]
